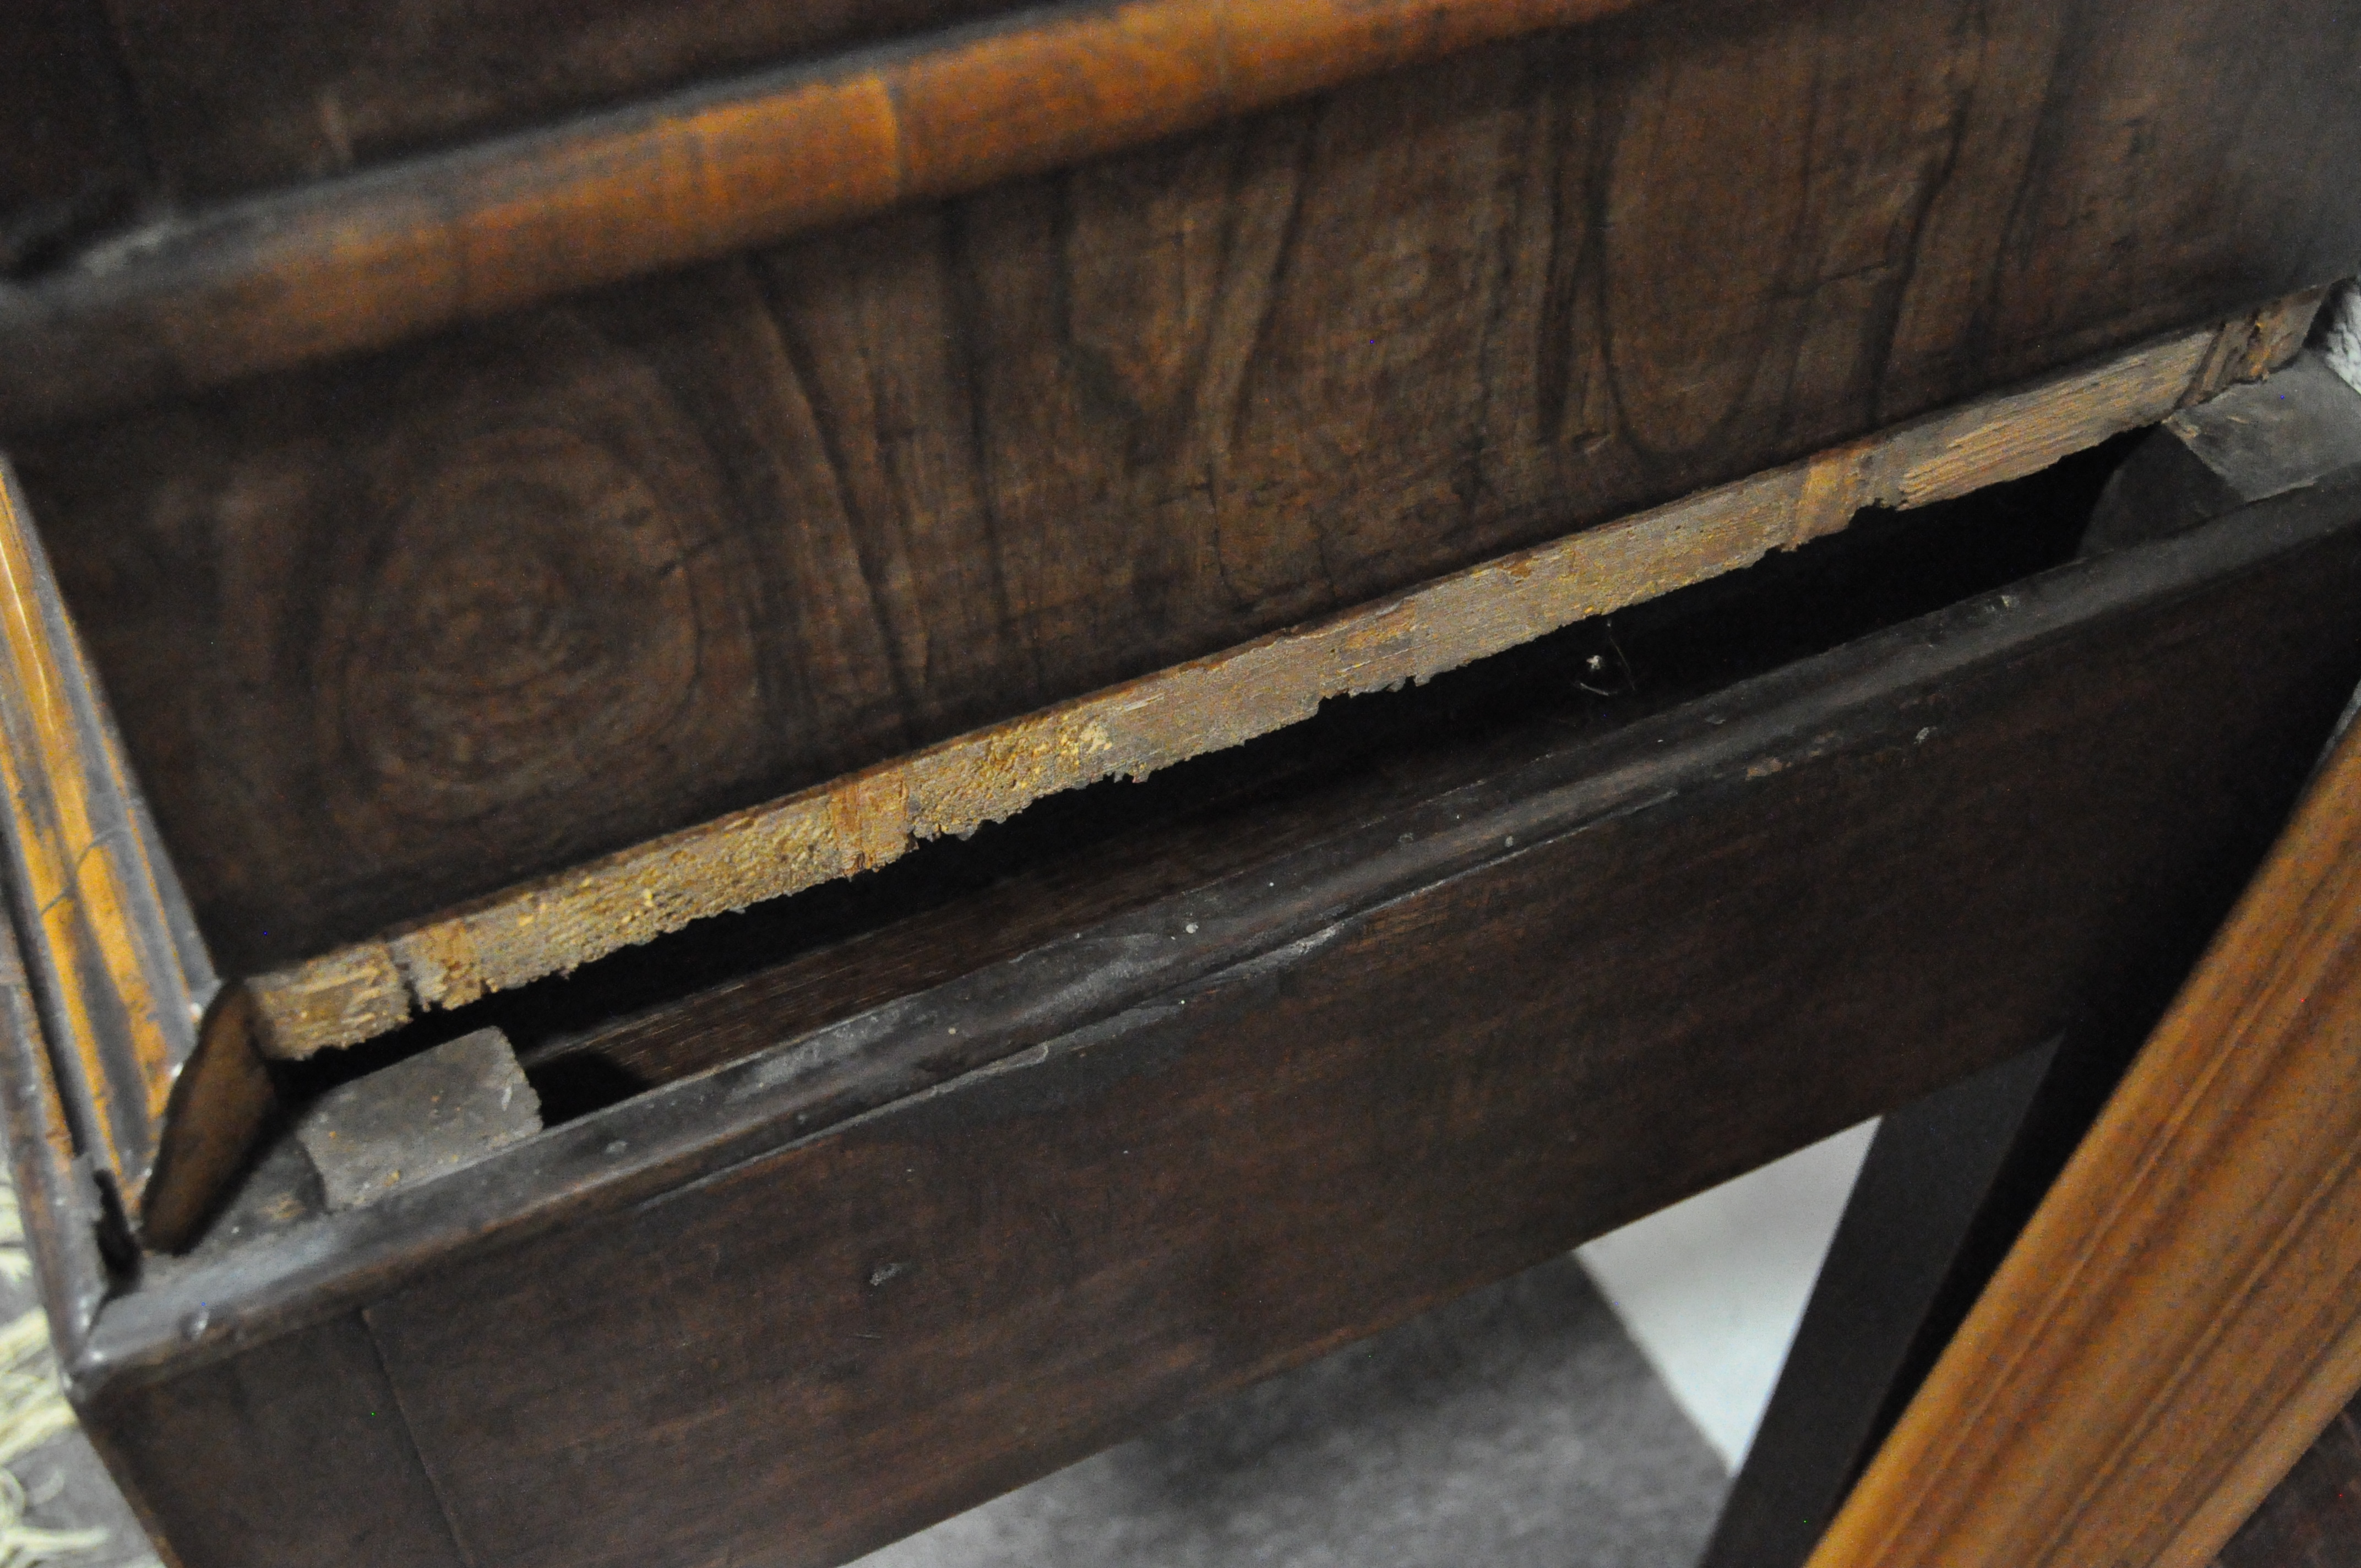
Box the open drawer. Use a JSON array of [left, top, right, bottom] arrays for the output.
[[3, 0, 2360, 1554], [4, 357, 2361, 1563]]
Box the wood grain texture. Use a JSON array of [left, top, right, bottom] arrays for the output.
[[214, 304, 2288, 1058], [83, 1314, 467, 1568], [18, 1, 2355, 1023], [1808, 669, 2361, 1567], [493, 442, 2120, 1106], [6, 0, 2360, 436], [16, 1, 2353, 1026], [305, 497, 2361, 1568], [72, 476, 2361, 1568], [0, 0, 1657, 429], [100, 0, 1035, 202], [0, 460, 249, 1240]]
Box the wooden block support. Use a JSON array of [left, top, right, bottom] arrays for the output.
[[2085, 351, 2361, 552], [293, 1027, 541, 1212]]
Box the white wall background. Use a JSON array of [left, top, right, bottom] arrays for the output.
[[2325, 282, 2361, 395], [1577, 1121, 1878, 1471]]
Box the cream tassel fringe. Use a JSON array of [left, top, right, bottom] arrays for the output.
[[0, 1180, 156, 1568]]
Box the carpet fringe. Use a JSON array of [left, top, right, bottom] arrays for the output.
[[0, 1177, 156, 1568]]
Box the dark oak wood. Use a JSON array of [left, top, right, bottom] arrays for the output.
[[10, 0, 2357, 435], [85, 1315, 467, 1568], [0, 0, 143, 274], [340, 481, 2361, 1568], [0, 5, 2347, 1555], [18, 0, 2360, 992], [229, 315, 2272, 1061], [499, 443, 2123, 1104], [1703, 1044, 2065, 1568], [0, 0, 1657, 430], [101, 0, 1037, 202], [47, 474, 2361, 1568]]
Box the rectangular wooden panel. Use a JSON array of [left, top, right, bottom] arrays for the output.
[[70, 475, 2337, 1568], [101, 0, 1036, 201], [84, 1314, 466, 1568], [18, 0, 2360, 995], [232, 316, 2276, 1061], [14, 0, 2358, 437]]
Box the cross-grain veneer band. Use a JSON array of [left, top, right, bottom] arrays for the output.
[[243, 297, 2320, 1060], [0, 0, 1660, 433]]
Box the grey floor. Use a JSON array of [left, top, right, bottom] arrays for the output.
[[0, 1244, 154, 1566], [1, 1426, 155, 1568], [856, 1256, 1728, 1568]]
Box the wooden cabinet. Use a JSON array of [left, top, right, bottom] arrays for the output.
[[3, 2, 2359, 1562]]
